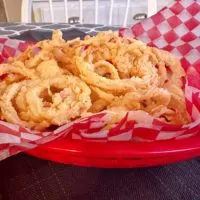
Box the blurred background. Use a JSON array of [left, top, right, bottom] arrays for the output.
[[1, 0, 174, 25]]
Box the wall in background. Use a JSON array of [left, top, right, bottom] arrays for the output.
[[3, 0, 174, 23], [33, 0, 174, 25], [3, 0, 22, 22], [0, 0, 7, 22]]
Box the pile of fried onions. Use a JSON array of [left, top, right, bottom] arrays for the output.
[[0, 30, 190, 130]]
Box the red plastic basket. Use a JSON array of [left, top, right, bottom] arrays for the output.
[[0, 0, 200, 166], [27, 133, 200, 168], [27, 0, 200, 168]]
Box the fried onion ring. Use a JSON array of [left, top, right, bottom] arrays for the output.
[[0, 30, 190, 129], [35, 59, 63, 79], [21, 76, 91, 127], [0, 63, 36, 79], [0, 81, 50, 130]]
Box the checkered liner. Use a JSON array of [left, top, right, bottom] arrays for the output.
[[0, 0, 200, 161]]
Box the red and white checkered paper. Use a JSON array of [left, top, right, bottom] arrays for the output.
[[0, 0, 200, 161]]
